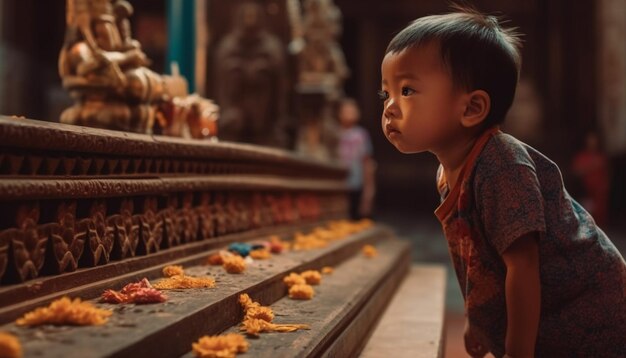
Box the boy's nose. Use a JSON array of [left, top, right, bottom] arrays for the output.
[[383, 98, 399, 119]]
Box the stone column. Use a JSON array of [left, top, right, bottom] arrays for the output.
[[0, 1, 4, 113], [597, 0, 626, 221], [167, 0, 196, 92], [194, 0, 209, 96], [597, 0, 626, 155]]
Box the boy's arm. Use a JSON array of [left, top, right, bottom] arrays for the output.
[[501, 233, 541, 358]]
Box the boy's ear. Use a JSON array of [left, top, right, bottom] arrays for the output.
[[461, 90, 490, 128]]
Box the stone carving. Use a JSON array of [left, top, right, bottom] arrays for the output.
[[230, 194, 249, 233], [79, 199, 114, 266], [137, 197, 163, 254], [213, 193, 228, 236], [296, 194, 320, 220], [250, 193, 264, 229], [108, 198, 139, 259], [163, 195, 181, 248], [178, 192, 199, 243], [196, 192, 215, 240], [289, 0, 348, 160], [59, 0, 219, 139], [0, 190, 340, 283], [0, 118, 347, 284], [0, 117, 347, 181], [298, 0, 349, 93], [0, 203, 47, 282], [45, 201, 86, 273], [214, 2, 288, 147]]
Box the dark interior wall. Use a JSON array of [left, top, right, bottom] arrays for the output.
[[0, 0, 601, 213], [0, 0, 66, 120], [539, 0, 598, 152]]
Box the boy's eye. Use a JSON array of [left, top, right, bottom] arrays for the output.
[[377, 90, 389, 101], [401, 87, 416, 96]]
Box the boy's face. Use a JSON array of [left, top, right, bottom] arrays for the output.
[[380, 42, 465, 154]]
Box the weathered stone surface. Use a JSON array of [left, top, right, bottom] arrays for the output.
[[1, 226, 399, 358], [0, 117, 348, 284], [361, 265, 447, 358]]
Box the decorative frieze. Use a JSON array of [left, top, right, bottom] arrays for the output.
[[0, 117, 348, 285]]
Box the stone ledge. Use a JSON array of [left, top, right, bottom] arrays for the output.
[[0, 117, 345, 180], [360, 264, 447, 358], [198, 239, 412, 358], [0, 225, 398, 357]]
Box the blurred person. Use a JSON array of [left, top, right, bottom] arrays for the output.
[[572, 132, 610, 227], [337, 97, 376, 219]]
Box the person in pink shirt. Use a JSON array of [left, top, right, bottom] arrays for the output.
[[337, 98, 376, 219]]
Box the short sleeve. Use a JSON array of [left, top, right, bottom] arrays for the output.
[[474, 163, 546, 255]]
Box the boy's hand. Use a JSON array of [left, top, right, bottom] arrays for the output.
[[464, 318, 489, 357]]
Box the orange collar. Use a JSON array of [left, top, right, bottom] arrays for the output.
[[434, 127, 500, 222]]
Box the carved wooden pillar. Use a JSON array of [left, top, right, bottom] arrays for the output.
[[163, 194, 181, 248], [196, 192, 215, 240], [177, 192, 199, 243], [280, 193, 297, 223], [213, 193, 228, 236], [0, 202, 47, 282], [266, 194, 282, 224], [45, 201, 85, 273], [232, 193, 250, 232], [258, 193, 273, 227], [250, 193, 263, 229], [108, 198, 139, 259], [225, 194, 240, 233], [297, 194, 318, 220], [137, 197, 163, 254], [597, 0, 626, 155], [79, 199, 114, 266]]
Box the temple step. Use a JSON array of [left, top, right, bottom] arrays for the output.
[[360, 264, 447, 358], [183, 238, 412, 358], [0, 221, 366, 324], [1, 225, 406, 358]]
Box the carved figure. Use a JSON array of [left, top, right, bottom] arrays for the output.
[[59, 0, 219, 139], [214, 2, 287, 147]]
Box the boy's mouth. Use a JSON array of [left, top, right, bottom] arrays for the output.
[[385, 124, 400, 136]]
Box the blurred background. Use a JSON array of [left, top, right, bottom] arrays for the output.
[[1, 1, 625, 356]]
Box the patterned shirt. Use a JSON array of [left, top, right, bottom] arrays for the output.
[[435, 128, 626, 357]]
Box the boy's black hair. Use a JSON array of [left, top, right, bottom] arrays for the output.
[[386, 4, 522, 127]]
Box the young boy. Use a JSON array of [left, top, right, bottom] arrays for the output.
[[379, 6, 626, 358]]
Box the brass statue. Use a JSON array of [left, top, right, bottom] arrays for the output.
[[59, 0, 218, 139], [214, 2, 288, 148]]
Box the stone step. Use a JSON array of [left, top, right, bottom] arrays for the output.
[[360, 264, 446, 358], [0, 221, 350, 324], [182, 238, 412, 358], [0, 225, 402, 358]]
